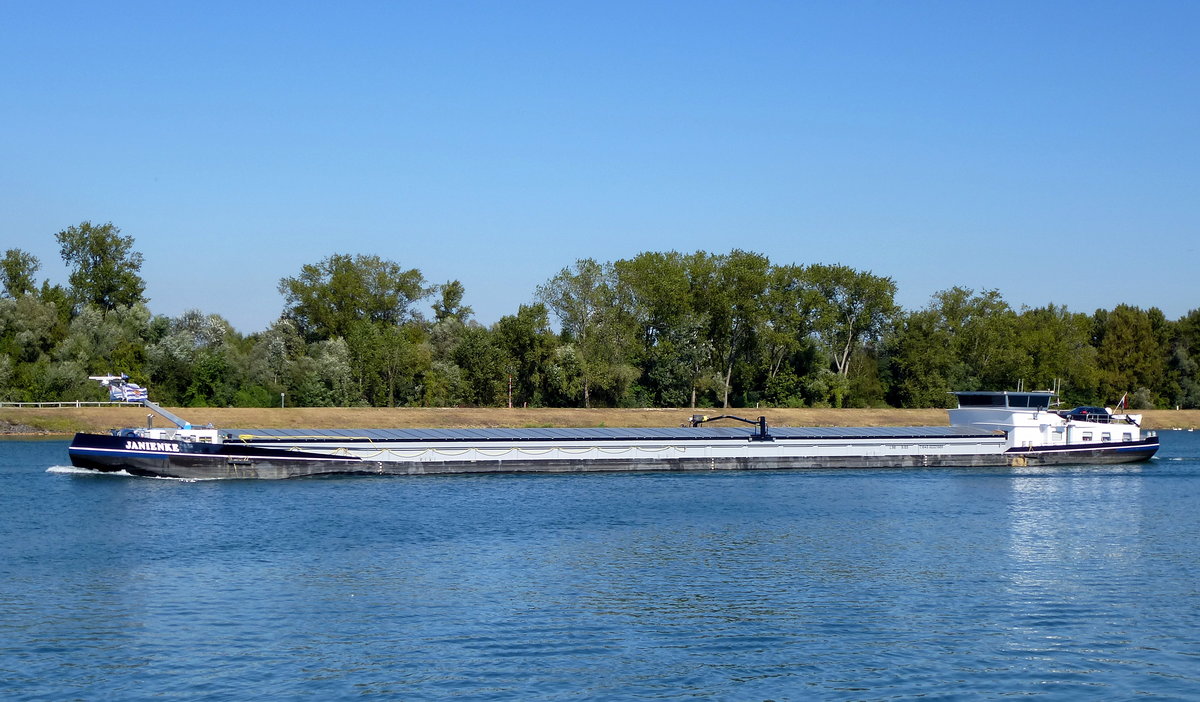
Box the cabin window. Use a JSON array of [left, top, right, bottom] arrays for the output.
[[1004, 394, 1053, 409], [957, 394, 1006, 407], [1081, 432, 1093, 442], [1101, 432, 1111, 442], [956, 392, 1052, 409], [1123, 432, 1133, 442]]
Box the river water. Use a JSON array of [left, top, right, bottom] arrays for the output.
[[2, 432, 1198, 700]]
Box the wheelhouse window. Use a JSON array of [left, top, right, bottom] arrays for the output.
[[957, 394, 1006, 407], [1006, 394, 1052, 409], [954, 392, 1053, 409]]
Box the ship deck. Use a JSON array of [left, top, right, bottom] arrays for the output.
[[223, 425, 1002, 444]]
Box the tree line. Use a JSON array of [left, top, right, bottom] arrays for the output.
[[3, 221, 1198, 410]]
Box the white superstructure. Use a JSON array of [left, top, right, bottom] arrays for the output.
[[947, 391, 1150, 449]]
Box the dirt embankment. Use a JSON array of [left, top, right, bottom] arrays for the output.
[[0, 418, 50, 435], [3, 406, 1198, 435]]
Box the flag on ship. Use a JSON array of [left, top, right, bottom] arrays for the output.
[[108, 382, 148, 402], [91, 373, 149, 403]]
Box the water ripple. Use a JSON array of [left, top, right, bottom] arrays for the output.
[[3, 435, 1200, 699]]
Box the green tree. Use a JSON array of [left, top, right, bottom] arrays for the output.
[[887, 307, 955, 407], [933, 287, 1024, 390], [423, 359, 468, 406], [887, 288, 1023, 407], [1165, 344, 1200, 409], [55, 304, 152, 379], [749, 263, 844, 407], [806, 264, 897, 405], [536, 258, 624, 407], [223, 329, 280, 408], [55, 221, 146, 311], [1013, 305, 1099, 404], [493, 303, 559, 407], [1165, 309, 1200, 408], [279, 253, 429, 341], [241, 318, 306, 401], [145, 309, 236, 405], [432, 280, 473, 324], [453, 326, 507, 406], [424, 315, 468, 406], [0, 355, 13, 401], [0, 295, 65, 364], [0, 291, 72, 401], [760, 264, 819, 383], [38, 281, 74, 333], [186, 349, 232, 407], [693, 250, 770, 408], [287, 338, 354, 407], [1093, 305, 1167, 406], [346, 320, 430, 407], [845, 344, 887, 407], [614, 251, 713, 407], [1, 249, 40, 298]]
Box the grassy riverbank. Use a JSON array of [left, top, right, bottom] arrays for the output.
[[3, 406, 1199, 435]]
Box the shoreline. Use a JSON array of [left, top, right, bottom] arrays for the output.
[[4, 406, 1199, 435]]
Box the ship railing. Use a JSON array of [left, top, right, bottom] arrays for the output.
[[1060, 412, 1139, 425]]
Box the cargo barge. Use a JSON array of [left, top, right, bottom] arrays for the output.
[[66, 377, 1158, 479]]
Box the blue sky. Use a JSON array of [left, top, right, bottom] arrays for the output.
[[3, 1, 1196, 333]]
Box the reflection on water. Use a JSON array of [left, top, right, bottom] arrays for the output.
[[994, 462, 1199, 696], [1008, 465, 1146, 568]]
